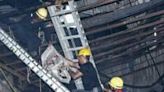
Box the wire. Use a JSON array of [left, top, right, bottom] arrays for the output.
[[147, 47, 161, 77], [0, 68, 17, 92], [124, 73, 164, 88], [99, 70, 164, 89], [98, 41, 164, 89]]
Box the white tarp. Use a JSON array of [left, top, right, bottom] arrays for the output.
[[41, 44, 71, 84]]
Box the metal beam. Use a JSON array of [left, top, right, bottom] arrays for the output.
[[96, 33, 164, 66], [94, 27, 164, 60], [78, 0, 121, 12], [0, 56, 28, 75], [97, 41, 164, 71], [82, 0, 164, 29], [100, 51, 164, 79], [121, 59, 164, 77], [91, 19, 164, 52], [87, 10, 164, 35], [91, 24, 164, 57], [0, 62, 26, 80], [102, 47, 164, 74], [4, 63, 41, 88], [0, 0, 117, 20], [96, 31, 164, 63]]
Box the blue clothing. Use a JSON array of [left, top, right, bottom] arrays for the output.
[[8, 14, 41, 53], [79, 62, 102, 91]]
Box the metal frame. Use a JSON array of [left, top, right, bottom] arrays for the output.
[[48, 0, 102, 90], [0, 27, 70, 92]]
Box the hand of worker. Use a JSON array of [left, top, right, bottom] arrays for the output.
[[64, 57, 80, 68], [69, 68, 83, 79]]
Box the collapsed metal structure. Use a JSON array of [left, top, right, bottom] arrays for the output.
[[0, 0, 163, 91]]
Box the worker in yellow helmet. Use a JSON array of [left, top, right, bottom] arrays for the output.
[[78, 48, 91, 64], [29, 7, 48, 24], [105, 77, 124, 92], [75, 48, 103, 92], [36, 7, 48, 20]]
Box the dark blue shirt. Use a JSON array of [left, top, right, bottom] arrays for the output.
[[80, 62, 101, 90]]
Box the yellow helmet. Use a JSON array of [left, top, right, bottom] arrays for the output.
[[36, 8, 48, 20], [78, 48, 91, 56], [109, 77, 123, 89]]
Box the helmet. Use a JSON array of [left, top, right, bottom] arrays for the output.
[[36, 8, 48, 20], [109, 77, 123, 89], [78, 48, 91, 56]]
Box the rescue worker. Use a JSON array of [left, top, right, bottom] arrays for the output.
[[76, 48, 103, 92], [7, 7, 48, 57], [105, 77, 124, 92], [32, 7, 48, 23]]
